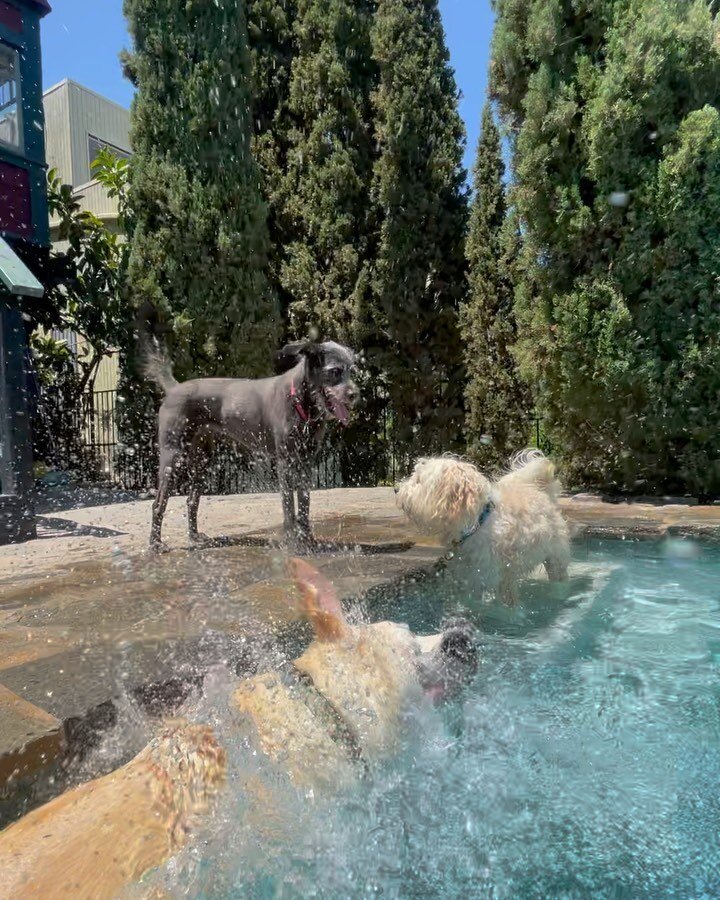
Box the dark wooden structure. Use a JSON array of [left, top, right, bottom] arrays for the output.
[[0, 0, 51, 544]]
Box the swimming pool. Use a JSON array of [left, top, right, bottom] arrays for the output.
[[159, 538, 720, 898]]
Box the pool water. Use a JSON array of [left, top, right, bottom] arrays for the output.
[[161, 539, 720, 899]]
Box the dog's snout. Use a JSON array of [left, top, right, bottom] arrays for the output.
[[440, 618, 478, 669], [393, 485, 399, 494], [441, 629, 477, 666]]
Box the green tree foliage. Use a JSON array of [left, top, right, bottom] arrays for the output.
[[249, 0, 297, 140], [491, 0, 720, 495], [41, 162, 128, 392], [460, 102, 530, 470], [370, 0, 468, 459], [264, 0, 388, 484], [28, 160, 129, 472], [279, 0, 376, 344], [90, 150, 160, 483], [248, 0, 297, 320], [123, 0, 280, 379]]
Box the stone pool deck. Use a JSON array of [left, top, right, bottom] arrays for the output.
[[1, 487, 719, 810]]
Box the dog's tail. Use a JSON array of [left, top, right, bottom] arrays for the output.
[[142, 345, 177, 394], [502, 449, 562, 500], [136, 301, 178, 394]]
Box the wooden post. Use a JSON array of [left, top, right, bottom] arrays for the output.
[[0, 0, 54, 543], [0, 298, 36, 543]]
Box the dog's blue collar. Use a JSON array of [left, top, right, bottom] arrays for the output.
[[459, 500, 495, 544]]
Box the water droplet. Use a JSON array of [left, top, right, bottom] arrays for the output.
[[608, 191, 630, 208]]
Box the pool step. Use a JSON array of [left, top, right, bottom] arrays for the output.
[[0, 683, 65, 792]]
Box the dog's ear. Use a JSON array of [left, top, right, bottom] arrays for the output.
[[289, 558, 349, 642], [274, 342, 304, 375], [434, 462, 486, 524], [301, 342, 324, 370], [274, 341, 324, 375]]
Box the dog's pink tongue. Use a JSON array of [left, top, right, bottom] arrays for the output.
[[424, 685, 446, 703], [329, 398, 350, 426]]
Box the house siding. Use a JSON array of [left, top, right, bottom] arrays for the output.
[[44, 79, 130, 189], [42, 80, 131, 395], [42, 80, 72, 182], [66, 81, 130, 186]]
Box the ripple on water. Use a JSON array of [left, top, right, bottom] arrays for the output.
[[143, 543, 720, 898]]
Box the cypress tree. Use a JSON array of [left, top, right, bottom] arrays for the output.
[[249, 0, 296, 139], [248, 0, 297, 322], [123, 0, 280, 379], [460, 102, 530, 469], [371, 0, 469, 460], [279, 0, 377, 345], [491, 0, 720, 496], [269, 0, 382, 484]]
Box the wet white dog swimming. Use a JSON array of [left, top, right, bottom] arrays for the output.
[[395, 450, 571, 605]]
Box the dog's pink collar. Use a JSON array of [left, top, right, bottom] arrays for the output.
[[290, 381, 310, 423]]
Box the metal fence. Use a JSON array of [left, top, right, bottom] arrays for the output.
[[35, 386, 546, 494], [36, 387, 400, 494]]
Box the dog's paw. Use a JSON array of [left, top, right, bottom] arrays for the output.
[[286, 532, 317, 555], [149, 540, 172, 555], [189, 532, 212, 546]]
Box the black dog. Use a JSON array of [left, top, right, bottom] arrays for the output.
[[144, 340, 358, 552]]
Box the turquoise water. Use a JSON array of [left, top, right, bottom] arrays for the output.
[[171, 539, 720, 899]]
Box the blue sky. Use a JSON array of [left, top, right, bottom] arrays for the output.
[[41, 0, 492, 176]]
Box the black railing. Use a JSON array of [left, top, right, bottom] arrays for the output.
[[35, 388, 397, 494], [35, 386, 547, 494]]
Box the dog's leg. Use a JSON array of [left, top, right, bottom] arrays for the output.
[[187, 438, 211, 546], [497, 578, 519, 607], [277, 458, 297, 542], [0, 722, 225, 899], [296, 488, 314, 547], [544, 556, 569, 582], [187, 484, 210, 546], [151, 446, 181, 553], [545, 533, 571, 582]]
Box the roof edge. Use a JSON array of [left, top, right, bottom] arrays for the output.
[[27, 0, 53, 16], [42, 78, 131, 115]]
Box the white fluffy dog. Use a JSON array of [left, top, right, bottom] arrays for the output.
[[395, 450, 571, 605]]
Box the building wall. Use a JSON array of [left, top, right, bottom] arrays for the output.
[[44, 79, 130, 188], [45, 79, 130, 238], [42, 80, 131, 397], [42, 78, 72, 182], [74, 178, 125, 223]]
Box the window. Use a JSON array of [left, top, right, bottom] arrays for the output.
[[0, 43, 22, 151], [88, 134, 131, 172]]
